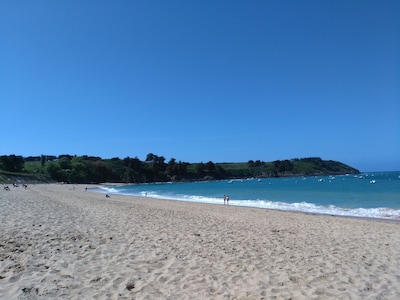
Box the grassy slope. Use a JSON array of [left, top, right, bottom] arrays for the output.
[[1, 159, 359, 183]]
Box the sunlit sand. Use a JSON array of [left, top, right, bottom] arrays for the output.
[[1, 184, 400, 299]]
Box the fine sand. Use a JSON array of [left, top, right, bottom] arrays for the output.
[[1, 184, 400, 299]]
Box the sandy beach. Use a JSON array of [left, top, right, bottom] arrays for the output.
[[1, 184, 400, 299]]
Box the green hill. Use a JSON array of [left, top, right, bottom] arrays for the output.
[[1, 154, 359, 184]]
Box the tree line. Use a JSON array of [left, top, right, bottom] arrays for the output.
[[0, 154, 360, 184]]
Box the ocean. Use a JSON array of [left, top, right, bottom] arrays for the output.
[[97, 171, 400, 220]]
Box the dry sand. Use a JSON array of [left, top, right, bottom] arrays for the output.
[[1, 183, 400, 299]]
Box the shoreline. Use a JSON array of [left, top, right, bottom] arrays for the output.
[[92, 182, 400, 222], [1, 183, 400, 299], [105, 190, 400, 224]]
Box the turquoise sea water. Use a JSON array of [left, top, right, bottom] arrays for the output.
[[98, 171, 400, 220]]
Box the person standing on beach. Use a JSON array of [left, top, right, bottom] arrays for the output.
[[226, 195, 229, 205], [223, 195, 227, 205]]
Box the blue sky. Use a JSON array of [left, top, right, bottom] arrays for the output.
[[1, 1, 399, 172]]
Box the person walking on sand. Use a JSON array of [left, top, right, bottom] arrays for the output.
[[223, 195, 227, 205]]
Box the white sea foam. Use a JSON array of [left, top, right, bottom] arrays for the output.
[[96, 186, 400, 220], [230, 199, 400, 220], [95, 186, 120, 194], [96, 172, 400, 220]]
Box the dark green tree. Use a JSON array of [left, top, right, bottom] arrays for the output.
[[58, 156, 72, 170], [0, 155, 24, 172], [69, 156, 89, 183], [46, 162, 66, 182], [87, 160, 112, 183], [40, 155, 46, 167]]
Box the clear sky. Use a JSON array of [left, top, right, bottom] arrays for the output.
[[1, 1, 399, 172]]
